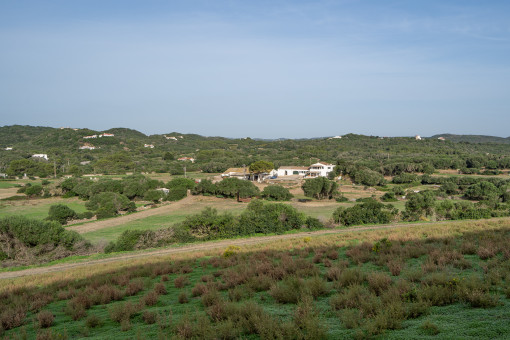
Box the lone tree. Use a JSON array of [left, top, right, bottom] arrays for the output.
[[249, 161, 274, 175]]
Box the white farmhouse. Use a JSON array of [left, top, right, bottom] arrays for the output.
[[415, 135, 422, 140], [144, 144, 155, 148], [308, 162, 335, 178], [276, 166, 309, 177], [83, 135, 97, 139], [4, 147, 13, 150], [32, 154, 49, 160]]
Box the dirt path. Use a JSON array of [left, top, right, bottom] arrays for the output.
[[0, 222, 443, 280], [67, 195, 242, 234]]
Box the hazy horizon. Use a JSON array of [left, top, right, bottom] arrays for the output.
[[1, 1, 509, 138]]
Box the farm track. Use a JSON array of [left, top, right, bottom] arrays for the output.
[[0, 219, 468, 280]]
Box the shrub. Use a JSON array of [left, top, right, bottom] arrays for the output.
[[143, 311, 157, 324], [270, 277, 304, 304], [239, 200, 306, 234], [125, 279, 145, 296], [46, 204, 77, 225], [302, 177, 338, 199], [109, 302, 137, 323], [142, 291, 159, 306], [174, 276, 190, 288], [154, 283, 167, 295], [86, 314, 102, 328], [223, 245, 241, 258], [305, 217, 323, 230], [261, 185, 293, 201], [25, 184, 43, 197], [178, 291, 189, 304], [0, 307, 26, 331], [367, 272, 392, 295], [86, 192, 135, 216], [420, 320, 440, 335], [333, 199, 398, 226], [144, 189, 163, 203]]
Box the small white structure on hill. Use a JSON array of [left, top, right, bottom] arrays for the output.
[[79, 144, 96, 150], [415, 135, 422, 140], [4, 147, 13, 150], [308, 162, 335, 178], [32, 154, 48, 160], [276, 166, 309, 177], [328, 136, 342, 140], [99, 133, 114, 137], [144, 144, 155, 148], [178, 157, 195, 163]]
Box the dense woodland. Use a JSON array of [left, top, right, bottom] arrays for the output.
[[2, 125, 510, 177]]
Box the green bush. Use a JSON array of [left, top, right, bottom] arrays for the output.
[[25, 184, 43, 197], [166, 186, 188, 201], [302, 177, 338, 200], [105, 230, 156, 253], [261, 185, 293, 201], [0, 216, 87, 251], [86, 192, 135, 217], [216, 177, 260, 199], [193, 179, 217, 195], [333, 199, 398, 226], [144, 189, 163, 203], [46, 204, 77, 225], [238, 200, 305, 234]]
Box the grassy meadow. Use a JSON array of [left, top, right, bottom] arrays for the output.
[[1, 218, 510, 339]]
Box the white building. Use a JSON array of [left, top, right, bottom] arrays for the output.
[[32, 154, 49, 160], [178, 157, 195, 163], [328, 136, 342, 140], [276, 166, 309, 177], [415, 135, 422, 140], [307, 162, 335, 178], [83, 135, 97, 139], [165, 135, 178, 140], [79, 145, 96, 150], [99, 133, 114, 137], [144, 144, 155, 148], [4, 147, 13, 150]]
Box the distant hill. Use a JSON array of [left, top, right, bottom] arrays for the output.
[[430, 134, 510, 144]]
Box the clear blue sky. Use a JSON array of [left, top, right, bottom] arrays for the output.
[[1, 0, 509, 138]]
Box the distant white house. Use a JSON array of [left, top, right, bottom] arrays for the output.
[[83, 135, 97, 139], [276, 163, 334, 178], [80, 161, 91, 165], [144, 144, 155, 148], [99, 133, 114, 137], [308, 162, 335, 177], [276, 166, 309, 177], [438, 137, 446, 141], [222, 167, 249, 179], [4, 147, 13, 150], [32, 154, 48, 160], [165, 135, 178, 141], [328, 136, 343, 140], [415, 135, 422, 140], [178, 157, 195, 163], [79, 145, 96, 150]]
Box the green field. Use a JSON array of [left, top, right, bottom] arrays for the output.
[[2, 220, 509, 339], [0, 198, 89, 220]]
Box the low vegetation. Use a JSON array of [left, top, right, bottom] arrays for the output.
[[1, 221, 509, 339]]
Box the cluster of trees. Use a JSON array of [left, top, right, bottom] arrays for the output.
[[105, 200, 322, 253], [302, 177, 338, 199], [3, 126, 510, 181], [0, 216, 89, 262], [193, 178, 260, 199]]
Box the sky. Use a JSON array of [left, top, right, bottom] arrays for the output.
[[0, 0, 509, 138]]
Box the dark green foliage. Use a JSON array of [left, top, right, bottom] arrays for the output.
[[238, 200, 306, 234], [166, 186, 188, 201], [392, 173, 419, 184], [167, 178, 196, 190], [0, 216, 87, 260], [192, 179, 217, 196], [350, 168, 386, 186], [333, 198, 398, 226], [86, 192, 135, 217], [404, 191, 436, 220], [6, 159, 53, 177], [302, 177, 338, 199], [46, 204, 77, 225], [435, 200, 493, 220], [465, 181, 500, 201], [179, 207, 238, 239], [249, 160, 274, 174], [105, 230, 156, 253], [440, 182, 459, 195], [261, 185, 293, 201], [24, 184, 43, 197], [380, 191, 397, 202], [216, 177, 259, 198], [305, 217, 323, 230], [144, 189, 163, 203]]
